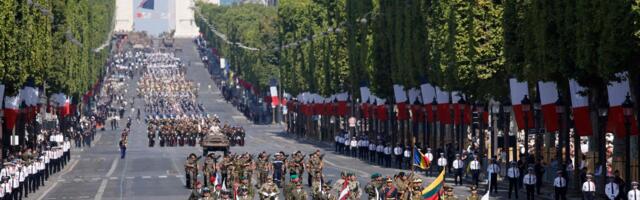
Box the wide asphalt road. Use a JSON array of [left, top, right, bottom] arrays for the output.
[[29, 39, 565, 200]]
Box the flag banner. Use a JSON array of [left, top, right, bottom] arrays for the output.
[[509, 78, 534, 130], [393, 84, 408, 103], [413, 148, 430, 169], [569, 80, 593, 136], [538, 81, 560, 132], [436, 87, 451, 124], [360, 86, 371, 103], [606, 72, 638, 136], [376, 104, 388, 121], [270, 86, 279, 107], [411, 104, 424, 122], [408, 88, 421, 105], [421, 83, 436, 122], [139, 0, 154, 9], [421, 169, 445, 200], [4, 95, 20, 130]]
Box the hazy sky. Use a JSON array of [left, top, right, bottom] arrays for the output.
[[133, 0, 170, 36]]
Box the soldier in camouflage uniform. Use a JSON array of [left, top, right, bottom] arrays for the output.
[[290, 181, 308, 200], [466, 185, 480, 200], [393, 172, 411, 199], [316, 181, 336, 200], [284, 174, 300, 199], [258, 176, 280, 200], [288, 151, 305, 179], [185, 153, 200, 189], [256, 152, 272, 186], [203, 153, 219, 187], [441, 186, 458, 200], [406, 178, 424, 200], [347, 172, 362, 200], [239, 176, 255, 198], [306, 150, 324, 187], [364, 173, 383, 200], [236, 185, 253, 200]]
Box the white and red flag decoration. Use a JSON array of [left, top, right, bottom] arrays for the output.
[[4, 95, 20, 130], [269, 86, 279, 107], [336, 92, 349, 116], [393, 84, 409, 120], [339, 179, 350, 200], [375, 97, 388, 121], [538, 81, 560, 132], [51, 93, 71, 117], [606, 72, 638, 136], [569, 80, 593, 136], [420, 83, 435, 122], [436, 87, 451, 124], [360, 86, 371, 118], [509, 78, 534, 130]]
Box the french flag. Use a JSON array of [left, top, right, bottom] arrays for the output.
[[360, 86, 371, 118], [269, 86, 279, 107], [393, 84, 409, 120], [538, 81, 560, 132], [3, 95, 20, 130], [336, 92, 349, 116], [408, 88, 423, 122], [376, 98, 388, 121], [569, 80, 593, 136], [420, 83, 435, 122], [606, 72, 638, 136], [509, 78, 534, 130], [435, 87, 451, 124]]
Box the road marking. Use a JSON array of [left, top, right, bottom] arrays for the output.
[[74, 178, 83, 182], [92, 133, 103, 145], [36, 159, 80, 200], [175, 175, 184, 178], [141, 176, 151, 179], [109, 177, 118, 180], [158, 175, 167, 178], [95, 158, 119, 200], [106, 158, 119, 177], [126, 176, 135, 179]]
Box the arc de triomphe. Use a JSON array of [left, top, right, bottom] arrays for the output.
[[114, 0, 199, 38]]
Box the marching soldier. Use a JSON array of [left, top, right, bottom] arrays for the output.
[[307, 150, 324, 187], [203, 153, 219, 187], [185, 153, 200, 189], [258, 176, 279, 200], [553, 170, 567, 200], [347, 172, 362, 200], [290, 182, 308, 200], [466, 185, 480, 200], [582, 174, 596, 200], [364, 173, 382, 200], [523, 167, 537, 200], [605, 176, 620, 200], [381, 177, 398, 200], [236, 185, 252, 200], [441, 186, 457, 200], [394, 172, 410, 199], [239, 176, 255, 198], [285, 174, 300, 200], [507, 161, 520, 199], [272, 152, 286, 187], [407, 178, 423, 200], [628, 181, 639, 200], [256, 152, 272, 186], [452, 154, 464, 185]]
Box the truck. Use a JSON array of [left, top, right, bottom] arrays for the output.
[[200, 126, 230, 156]]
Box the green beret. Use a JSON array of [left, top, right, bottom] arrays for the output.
[[290, 174, 299, 179], [240, 176, 247, 180], [347, 172, 355, 176], [370, 173, 381, 179]]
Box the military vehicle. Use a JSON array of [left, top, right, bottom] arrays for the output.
[[200, 125, 230, 156]]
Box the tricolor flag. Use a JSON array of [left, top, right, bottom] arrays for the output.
[[421, 169, 445, 200], [336, 92, 349, 116], [538, 81, 560, 132], [413, 148, 430, 169], [606, 72, 638, 136], [394, 84, 409, 120], [269, 86, 279, 107], [4, 95, 20, 130], [569, 80, 593, 136], [435, 87, 451, 124], [509, 78, 534, 130], [420, 83, 435, 122], [360, 86, 372, 118]]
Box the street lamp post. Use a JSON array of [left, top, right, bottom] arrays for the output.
[[476, 102, 486, 160], [431, 98, 438, 149], [458, 97, 467, 153], [534, 100, 542, 160], [555, 97, 565, 163], [521, 95, 532, 161], [622, 94, 633, 189]]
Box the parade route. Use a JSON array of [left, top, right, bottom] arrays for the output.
[[28, 39, 564, 200]]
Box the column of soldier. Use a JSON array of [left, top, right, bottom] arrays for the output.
[[0, 128, 74, 199]]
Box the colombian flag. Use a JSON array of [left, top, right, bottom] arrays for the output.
[[413, 148, 430, 169], [421, 169, 445, 200]]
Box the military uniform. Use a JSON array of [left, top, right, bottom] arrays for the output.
[[380, 178, 398, 200], [406, 178, 423, 200], [466, 186, 480, 200], [290, 182, 308, 200], [628, 181, 640, 200], [258, 177, 279, 200], [185, 154, 200, 189], [364, 173, 382, 200], [316, 182, 336, 200]]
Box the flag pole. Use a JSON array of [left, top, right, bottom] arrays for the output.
[[411, 136, 416, 172]]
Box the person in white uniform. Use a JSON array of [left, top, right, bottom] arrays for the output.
[[523, 167, 537, 200], [628, 181, 640, 200], [582, 174, 596, 200], [553, 170, 567, 200], [605, 176, 620, 200]]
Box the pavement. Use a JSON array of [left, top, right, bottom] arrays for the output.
[[26, 39, 582, 200]]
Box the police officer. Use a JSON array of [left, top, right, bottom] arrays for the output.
[[553, 170, 567, 200], [452, 154, 464, 185], [469, 155, 480, 186], [523, 167, 536, 200], [384, 143, 392, 168], [424, 148, 433, 176], [437, 153, 447, 174], [403, 146, 411, 170], [628, 181, 640, 200], [393, 144, 403, 169], [376, 142, 385, 166], [369, 141, 377, 163], [507, 161, 520, 199], [582, 174, 596, 200], [605, 176, 619, 200], [335, 134, 342, 153], [487, 158, 500, 194]]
